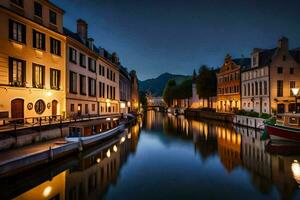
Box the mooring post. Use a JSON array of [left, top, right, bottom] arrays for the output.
[[49, 146, 53, 161]]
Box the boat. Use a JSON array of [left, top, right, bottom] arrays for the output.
[[266, 140, 300, 155], [66, 117, 125, 146], [265, 113, 300, 142]]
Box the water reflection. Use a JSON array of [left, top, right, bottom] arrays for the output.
[[1, 111, 300, 199]]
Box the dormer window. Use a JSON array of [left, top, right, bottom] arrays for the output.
[[11, 0, 23, 7], [49, 10, 57, 25], [34, 2, 42, 18]]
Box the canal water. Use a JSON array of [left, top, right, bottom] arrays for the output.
[[1, 111, 300, 200]]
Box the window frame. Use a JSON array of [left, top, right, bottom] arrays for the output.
[[9, 19, 26, 44], [32, 29, 45, 50]]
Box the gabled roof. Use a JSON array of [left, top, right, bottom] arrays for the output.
[[289, 48, 300, 64], [232, 58, 251, 70], [63, 27, 99, 55], [257, 48, 276, 67]]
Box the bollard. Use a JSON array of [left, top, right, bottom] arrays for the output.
[[49, 146, 54, 161]]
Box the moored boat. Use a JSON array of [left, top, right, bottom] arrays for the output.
[[66, 117, 125, 146], [265, 113, 300, 142]]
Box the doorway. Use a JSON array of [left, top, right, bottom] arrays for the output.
[[11, 99, 24, 119], [52, 100, 58, 116]]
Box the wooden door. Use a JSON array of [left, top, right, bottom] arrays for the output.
[[11, 99, 24, 119], [52, 100, 58, 116]]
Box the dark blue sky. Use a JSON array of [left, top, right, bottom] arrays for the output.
[[53, 0, 300, 80]]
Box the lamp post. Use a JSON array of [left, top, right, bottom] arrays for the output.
[[291, 88, 300, 113]]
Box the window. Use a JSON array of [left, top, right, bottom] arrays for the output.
[[107, 85, 109, 98], [70, 104, 74, 112], [99, 65, 102, 75], [99, 82, 105, 98], [264, 81, 268, 95], [32, 30, 45, 50], [35, 99, 45, 114], [10, 0, 23, 7], [69, 47, 77, 63], [277, 104, 285, 114], [107, 68, 109, 79], [290, 81, 296, 96], [282, 55, 286, 61], [32, 64, 45, 88], [49, 10, 57, 25], [277, 67, 283, 74], [277, 80, 283, 97], [85, 104, 88, 114], [255, 82, 258, 95], [88, 78, 96, 96], [259, 81, 262, 95], [92, 104, 95, 111], [9, 19, 26, 43], [50, 68, 60, 90], [69, 71, 77, 94], [290, 68, 294, 74], [34, 2, 42, 17], [88, 58, 96, 72], [80, 53, 86, 67], [113, 73, 115, 82], [102, 66, 105, 76], [50, 37, 61, 56], [8, 57, 26, 86], [80, 75, 86, 95]]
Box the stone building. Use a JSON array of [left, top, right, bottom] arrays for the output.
[[216, 55, 250, 112], [64, 19, 120, 118], [0, 0, 66, 119], [241, 37, 300, 114], [119, 65, 131, 114], [64, 19, 98, 117]]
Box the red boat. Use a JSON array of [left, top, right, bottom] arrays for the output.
[[265, 113, 300, 142]]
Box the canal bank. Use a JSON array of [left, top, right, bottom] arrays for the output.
[[0, 116, 138, 178]]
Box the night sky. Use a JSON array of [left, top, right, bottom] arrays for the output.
[[52, 0, 300, 80]]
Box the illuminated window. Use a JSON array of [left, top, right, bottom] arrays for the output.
[[50, 37, 61, 56], [50, 68, 60, 90], [33, 30, 45, 50], [8, 57, 25, 86], [9, 19, 26, 43], [32, 64, 45, 88]]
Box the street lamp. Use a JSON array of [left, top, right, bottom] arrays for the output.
[[291, 88, 299, 113]]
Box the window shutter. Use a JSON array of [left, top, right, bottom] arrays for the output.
[[50, 69, 53, 89], [32, 30, 36, 48], [8, 57, 13, 83], [21, 24, 26, 44], [22, 60, 26, 83], [57, 70, 61, 89], [9, 19, 13, 40], [32, 64, 36, 86], [42, 34, 45, 50]]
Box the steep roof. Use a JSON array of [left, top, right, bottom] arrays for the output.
[[232, 58, 251, 70]]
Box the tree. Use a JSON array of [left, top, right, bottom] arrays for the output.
[[196, 65, 217, 108], [163, 79, 176, 106], [139, 91, 147, 107]]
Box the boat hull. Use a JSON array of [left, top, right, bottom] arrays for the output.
[[265, 125, 300, 142], [266, 140, 300, 155], [66, 124, 125, 146]]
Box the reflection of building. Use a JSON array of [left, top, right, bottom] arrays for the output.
[[65, 132, 132, 200], [0, 0, 66, 118], [238, 127, 272, 193], [217, 55, 251, 112], [217, 126, 241, 172], [14, 171, 66, 200]]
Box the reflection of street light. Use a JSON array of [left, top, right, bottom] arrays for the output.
[[292, 160, 300, 185], [291, 88, 299, 113]]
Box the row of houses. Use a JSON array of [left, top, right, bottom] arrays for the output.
[[216, 37, 300, 114], [0, 0, 139, 120]]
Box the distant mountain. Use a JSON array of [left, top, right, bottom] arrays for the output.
[[139, 73, 190, 96]]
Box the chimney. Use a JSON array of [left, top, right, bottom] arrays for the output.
[[278, 37, 288, 50], [77, 19, 88, 42]]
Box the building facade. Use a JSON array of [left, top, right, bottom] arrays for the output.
[[241, 37, 300, 114], [130, 70, 139, 113], [119, 65, 131, 114], [64, 19, 98, 117], [97, 50, 120, 116], [0, 0, 66, 119], [216, 55, 250, 112]]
